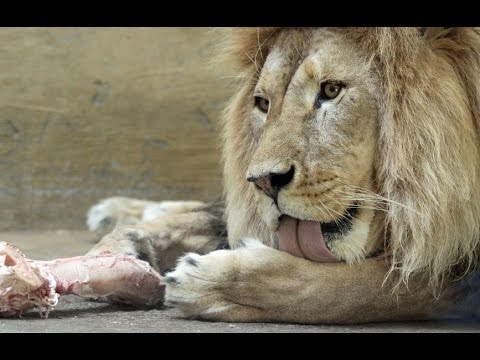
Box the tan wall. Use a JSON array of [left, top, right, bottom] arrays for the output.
[[0, 27, 233, 230]]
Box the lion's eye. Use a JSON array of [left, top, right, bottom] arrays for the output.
[[322, 82, 342, 99], [254, 96, 270, 114]]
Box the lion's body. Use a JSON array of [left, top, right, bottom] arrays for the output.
[[87, 28, 480, 323]]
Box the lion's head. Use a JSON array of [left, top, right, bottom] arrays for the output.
[[219, 27, 480, 291]]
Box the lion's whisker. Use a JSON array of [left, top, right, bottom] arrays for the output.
[[323, 192, 387, 213], [243, 49, 260, 75], [305, 196, 346, 225], [331, 179, 424, 216], [315, 198, 350, 224]]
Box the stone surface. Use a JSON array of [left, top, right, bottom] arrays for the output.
[[0, 28, 231, 230], [0, 230, 479, 333]]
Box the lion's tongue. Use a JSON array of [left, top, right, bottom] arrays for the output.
[[277, 216, 339, 262]]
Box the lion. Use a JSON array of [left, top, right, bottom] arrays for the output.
[[85, 27, 480, 323]]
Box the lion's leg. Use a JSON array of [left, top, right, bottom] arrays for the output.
[[86, 196, 205, 239], [164, 240, 447, 323], [87, 201, 227, 275]]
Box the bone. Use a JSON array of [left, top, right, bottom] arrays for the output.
[[0, 242, 164, 318]]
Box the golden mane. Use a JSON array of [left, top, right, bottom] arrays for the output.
[[219, 27, 480, 292]]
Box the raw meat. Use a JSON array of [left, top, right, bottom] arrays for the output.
[[0, 242, 164, 318]]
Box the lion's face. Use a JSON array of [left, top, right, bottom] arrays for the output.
[[245, 29, 380, 263], [224, 27, 480, 290]]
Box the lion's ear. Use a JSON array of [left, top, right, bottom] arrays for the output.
[[216, 28, 280, 73]]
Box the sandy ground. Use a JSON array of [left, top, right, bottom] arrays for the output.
[[1, 230, 479, 333]]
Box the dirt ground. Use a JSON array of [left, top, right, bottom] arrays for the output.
[[1, 230, 479, 333]]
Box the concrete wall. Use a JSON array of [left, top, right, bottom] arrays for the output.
[[0, 27, 233, 230]]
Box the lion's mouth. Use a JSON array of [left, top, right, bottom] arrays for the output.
[[277, 205, 358, 262]]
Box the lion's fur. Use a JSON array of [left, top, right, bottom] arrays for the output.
[[219, 27, 480, 292]]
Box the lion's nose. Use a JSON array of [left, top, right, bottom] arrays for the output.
[[247, 165, 295, 200]]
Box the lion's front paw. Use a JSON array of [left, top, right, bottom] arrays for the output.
[[163, 239, 271, 321], [163, 250, 237, 319]]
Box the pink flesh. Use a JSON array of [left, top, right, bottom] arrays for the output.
[[0, 241, 165, 318], [278, 216, 339, 262], [0, 242, 58, 317], [36, 255, 165, 307]]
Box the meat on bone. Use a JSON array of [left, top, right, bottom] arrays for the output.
[[0, 241, 165, 318]]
